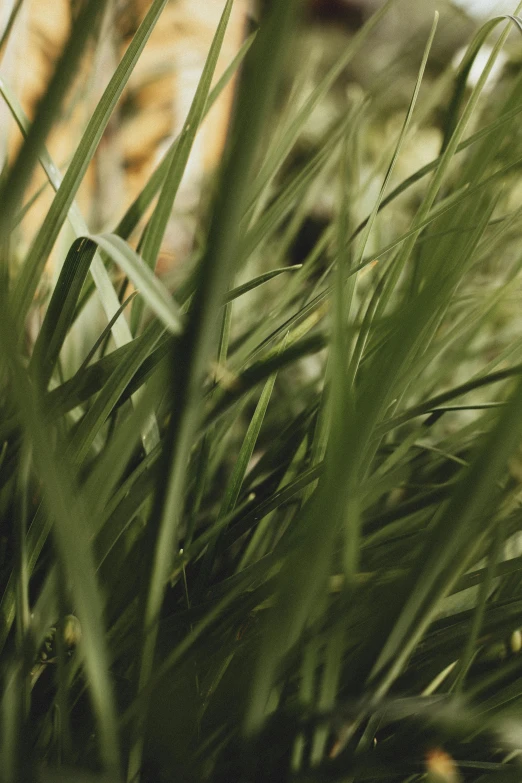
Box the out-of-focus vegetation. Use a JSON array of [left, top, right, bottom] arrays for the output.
[[3, 1, 522, 781]]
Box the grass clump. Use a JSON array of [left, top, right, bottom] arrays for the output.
[[3, 1, 522, 781]]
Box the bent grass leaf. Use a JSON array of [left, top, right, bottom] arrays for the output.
[[29, 238, 97, 387], [225, 265, 302, 303], [89, 233, 182, 335], [0, 74, 133, 350]]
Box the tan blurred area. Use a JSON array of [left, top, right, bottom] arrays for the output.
[[0, 0, 250, 267], [0, 0, 476, 274]]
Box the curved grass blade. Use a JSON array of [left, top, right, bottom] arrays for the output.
[[0, 75, 134, 351], [29, 238, 97, 388], [441, 15, 522, 152], [225, 265, 302, 303], [89, 233, 182, 335], [291, 98, 518, 316], [375, 11, 522, 308], [349, 97, 522, 245], [0, 72, 165, 453]]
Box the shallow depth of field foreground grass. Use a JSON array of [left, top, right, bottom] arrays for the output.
[[5, 0, 522, 780]]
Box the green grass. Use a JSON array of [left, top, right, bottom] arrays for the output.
[[3, 0, 522, 781]]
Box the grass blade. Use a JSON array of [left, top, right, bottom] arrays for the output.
[[90, 233, 182, 335], [130, 0, 234, 334], [225, 265, 302, 303]]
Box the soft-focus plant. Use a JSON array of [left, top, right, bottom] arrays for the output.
[[3, 1, 522, 782]]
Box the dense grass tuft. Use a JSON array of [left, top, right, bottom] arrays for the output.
[[3, 1, 522, 781]]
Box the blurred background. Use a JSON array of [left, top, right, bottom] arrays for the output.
[[0, 0, 520, 270]]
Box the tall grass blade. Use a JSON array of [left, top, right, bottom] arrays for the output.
[[128, 1, 303, 776], [130, 0, 234, 334], [0, 0, 109, 236]]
